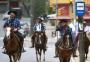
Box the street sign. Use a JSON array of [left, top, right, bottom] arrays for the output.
[[76, 2, 85, 16]]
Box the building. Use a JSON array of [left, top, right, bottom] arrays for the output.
[[49, 0, 72, 20], [0, 0, 9, 13], [0, 0, 19, 13], [83, 0, 90, 23], [49, 0, 90, 22]]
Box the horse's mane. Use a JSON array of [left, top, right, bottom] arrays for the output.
[[10, 31, 20, 42]]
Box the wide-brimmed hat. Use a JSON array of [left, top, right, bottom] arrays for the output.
[[8, 11, 17, 15], [60, 19, 68, 23], [36, 18, 43, 22]]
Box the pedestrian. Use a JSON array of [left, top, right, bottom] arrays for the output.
[[24, 23, 29, 37]]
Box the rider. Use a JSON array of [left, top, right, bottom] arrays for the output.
[[31, 18, 47, 49], [55, 19, 73, 57], [3, 11, 24, 53], [73, 21, 87, 57]]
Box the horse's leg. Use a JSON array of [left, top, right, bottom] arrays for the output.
[[59, 56, 63, 62], [13, 54, 18, 62], [66, 57, 71, 62], [9, 55, 12, 62], [39, 49, 42, 62], [17, 51, 21, 62], [13, 54, 16, 62], [43, 49, 45, 61], [85, 45, 89, 59], [36, 49, 39, 62]]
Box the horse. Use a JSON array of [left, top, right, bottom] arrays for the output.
[[34, 31, 47, 62], [77, 32, 90, 59], [58, 32, 73, 62], [3, 26, 23, 62]]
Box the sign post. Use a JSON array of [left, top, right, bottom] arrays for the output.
[[76, 2, 85, 62]]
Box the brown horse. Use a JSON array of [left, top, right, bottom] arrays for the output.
[[34, 32, 47, 62], [76, 32, 90, 59], [58, 33, 73, 62], [4, 27, 23, 62]]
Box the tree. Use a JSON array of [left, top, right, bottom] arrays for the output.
[[20, 0, 31, 17], [20, 0, 47, 35], [20, 0, 46, 17]]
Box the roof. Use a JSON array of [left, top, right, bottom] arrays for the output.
[[83, 16, 90, 20], [49, 16, 71, 20]]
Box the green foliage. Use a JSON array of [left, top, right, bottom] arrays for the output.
[[33, 0, 46, 18], [48, 7, 53, 14]]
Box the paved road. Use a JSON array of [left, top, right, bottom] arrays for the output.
[[0, 19, 90, 62]]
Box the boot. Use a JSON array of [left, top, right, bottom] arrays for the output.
[[2, 49, 7, 54]]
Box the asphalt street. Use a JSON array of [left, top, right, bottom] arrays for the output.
[[0, 19, 90, 62]]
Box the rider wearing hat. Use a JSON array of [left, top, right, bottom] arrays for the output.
[[55, 19, 73, 57], [3, 11, 24, 53], [31, 18, 47, 49]]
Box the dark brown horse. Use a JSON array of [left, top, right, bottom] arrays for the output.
[[4, 27, 23, 62], [76, 32, 90, 59], [34, 32, 47, 62], [58, 33, 73, 62]]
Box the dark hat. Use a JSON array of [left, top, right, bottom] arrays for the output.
[[36, 18, 43, 22], [60, 19, 68, 23], [8, 11, 17, 15]]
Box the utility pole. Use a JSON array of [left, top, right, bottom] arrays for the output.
[[73, 0, 76, 25], [56, 0, 58, 39], [78, 17, 85, 62], [76, 1, 85, 62]]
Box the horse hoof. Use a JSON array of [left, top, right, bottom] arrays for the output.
[[54, 56, 58, 58], [2, 51, 7, 54], [30, 46, 34, 48], [22, 50, 26, 53]]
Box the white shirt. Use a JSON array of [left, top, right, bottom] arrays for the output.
[[36, 23, 42, 32], [69, 23, 75, 32], [84, 26, 90, 32], [75, 22, 79, 36]]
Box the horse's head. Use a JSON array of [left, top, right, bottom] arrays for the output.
[[35, 32, 43, 44], [4, 26, 14, 39], [62, 33, 72, 48]]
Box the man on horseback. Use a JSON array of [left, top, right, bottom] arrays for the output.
[[55, 19, 73, 57], [3, 11, 24, 53], [73, 21, 87, 57], [31, 18, 47, 49]]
